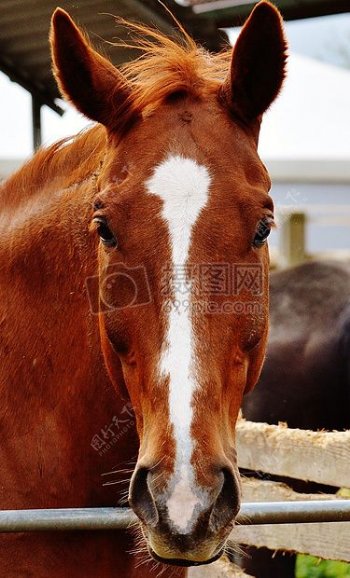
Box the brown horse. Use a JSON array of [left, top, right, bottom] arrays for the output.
[[0, 3, 287, 576]]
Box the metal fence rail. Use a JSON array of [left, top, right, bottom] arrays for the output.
[[1, 501, 350, 533]]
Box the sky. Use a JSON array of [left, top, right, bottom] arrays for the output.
[[1, 12, 350, 161]]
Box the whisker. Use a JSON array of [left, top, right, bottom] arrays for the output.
[[127, 518, 140, 530], [101, 467, 134, 477], [149, 455, 166, 471], [224, 540, 246, 559], [118, 489, 130, 505], [156, 562, 169, 578], [102, 479, 130, 486], [118, 495, 130, 506], [135, 554, 153, 569]]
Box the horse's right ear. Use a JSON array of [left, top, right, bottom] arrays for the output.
[[50, 8, 137, 132]]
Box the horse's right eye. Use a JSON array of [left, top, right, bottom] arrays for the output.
[[93, 217, 118, 248]]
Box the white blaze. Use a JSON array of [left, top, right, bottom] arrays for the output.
[[146, 155, 211, 532]]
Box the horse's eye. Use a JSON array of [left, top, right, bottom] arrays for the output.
[[93, 217, 118, 248], [253, 217, 273, 248]]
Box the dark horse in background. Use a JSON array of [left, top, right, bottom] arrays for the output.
[[239, 260, 350, 578]]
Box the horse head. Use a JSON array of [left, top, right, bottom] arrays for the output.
[[51, 2, 287, 565]]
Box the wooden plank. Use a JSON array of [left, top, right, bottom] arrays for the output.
[[241, 478, 340, 503], [228, 479, 350, 563], [231, 522, 350, 563], [189, 558, 254, 577], [236, 420, 350, 488]]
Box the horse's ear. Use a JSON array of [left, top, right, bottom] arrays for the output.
[[50, 8, 137, 132], [220, 1, 287, 123]]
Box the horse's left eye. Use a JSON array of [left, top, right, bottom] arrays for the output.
[[253, 217, 273, 248], [93, 217, 118, 248]]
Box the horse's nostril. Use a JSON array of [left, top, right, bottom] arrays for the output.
[[209, 467, 240, 533], [129, 467, 159, 527]]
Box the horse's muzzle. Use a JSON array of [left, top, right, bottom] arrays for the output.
[[129, 464, 240, 564]]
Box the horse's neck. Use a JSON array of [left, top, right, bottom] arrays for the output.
[[0, 158, 138, 508]]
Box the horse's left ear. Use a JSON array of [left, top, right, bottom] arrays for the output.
[[220, 1, 287, 123], [50, 8, 137, 132]]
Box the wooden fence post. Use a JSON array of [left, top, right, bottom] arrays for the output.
[[280, 212, 307, 267]]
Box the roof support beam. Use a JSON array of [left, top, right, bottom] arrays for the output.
[[118, 0, 174, 33], [0, 56, 63, 115], [31, 95, 42, 151], [204, 0, 350, 26]]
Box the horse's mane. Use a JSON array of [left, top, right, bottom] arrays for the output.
[[117, 18, 230, 114], [2, 19, 230, 205], [1, 126, 106, 206]]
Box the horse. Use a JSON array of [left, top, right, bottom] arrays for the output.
[[240, 260, 350, 578], [0, 2, 287, 576]]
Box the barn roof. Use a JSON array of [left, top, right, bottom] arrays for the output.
[[0, 0, 226, 115], [0, 0, 348, 116], [175, 0, 350, 21]]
